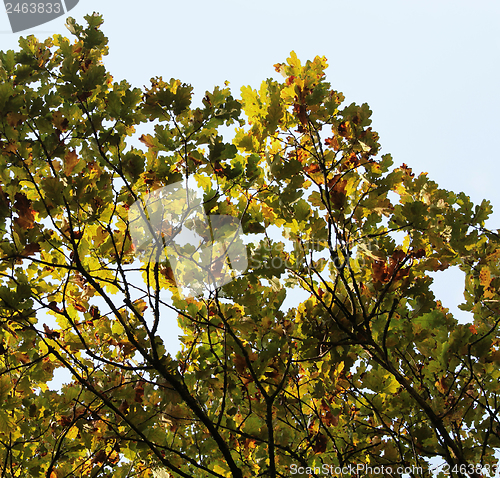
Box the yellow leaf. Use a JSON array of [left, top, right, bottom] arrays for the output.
[[479, 267, 491, 287], [133, 299, 148, 314], [39, 340, 49, 356], [381, 374, 399, 394], [402, 234, 410, 253], [287, 50, 301, 68], [194, 173, 211, 192], [212, 465, 230, 477], [66, 426, 78, 440]]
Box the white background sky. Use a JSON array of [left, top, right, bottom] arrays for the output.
[[1, 1, 499, 356]]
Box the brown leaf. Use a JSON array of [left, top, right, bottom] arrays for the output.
[[92, 450, 108, 464], [13, 193, 35, 229], [320, 398, 339, 427], [338, 121, 349, 138], [16, 352, 30, 364], [134, 380, 145, 403], [43, 323, 60, 340], [388, 249, 406, 271], [89, 306, 100, 321], [294, 104, 308, 126], [400, 163, 415, 177], [328, 174, 347, 209], [161, 266, 176, 283], [344, 152, 360, 168], [372, 260, 389, 283], [48, 301, 62, 313], [312, 433, 328, 453], [412, 248, 426, 259], [243, 438, 257, 450], [73, 302, 87, 313], [119, 341, 136, 356], [133, 299, 148, 314], [233, 354, 247, 375], [58, 415, 72, 427], [64, 150, 80, 176], [23, 242, 40, 256], [213, 161, 224, 176], [139, 134, 155, 149], [52, 111, 69, 132], [2, 141, 17, 154], [118, 400, 129, 415], [274, 63, 286, 76], [394, 267, 410, 281], [77, 91, 92, 101], [435, 375, 448, 394], [304, 164, 321, 175]]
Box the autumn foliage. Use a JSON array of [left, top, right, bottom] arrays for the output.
[[0, 14, 499, 478]]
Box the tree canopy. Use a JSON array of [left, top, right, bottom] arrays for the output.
[[0, 13, 499, 478]]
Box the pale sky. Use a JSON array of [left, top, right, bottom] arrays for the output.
[[1, 1, 499, 357]]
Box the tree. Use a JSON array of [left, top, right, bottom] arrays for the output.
[[0, 13, 499, 478]]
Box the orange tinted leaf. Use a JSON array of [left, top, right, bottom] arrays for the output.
[[64, 150, 80, 176], [139, 134, 155, 149], [73, 302, 87, 313], [373, 260, 389, 283], [304, 164, 321, 175], [338, 121, 349, 137], [324, 136, 340, 151], [400, 163, 415, 177], [133, 299, 148, 314]]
